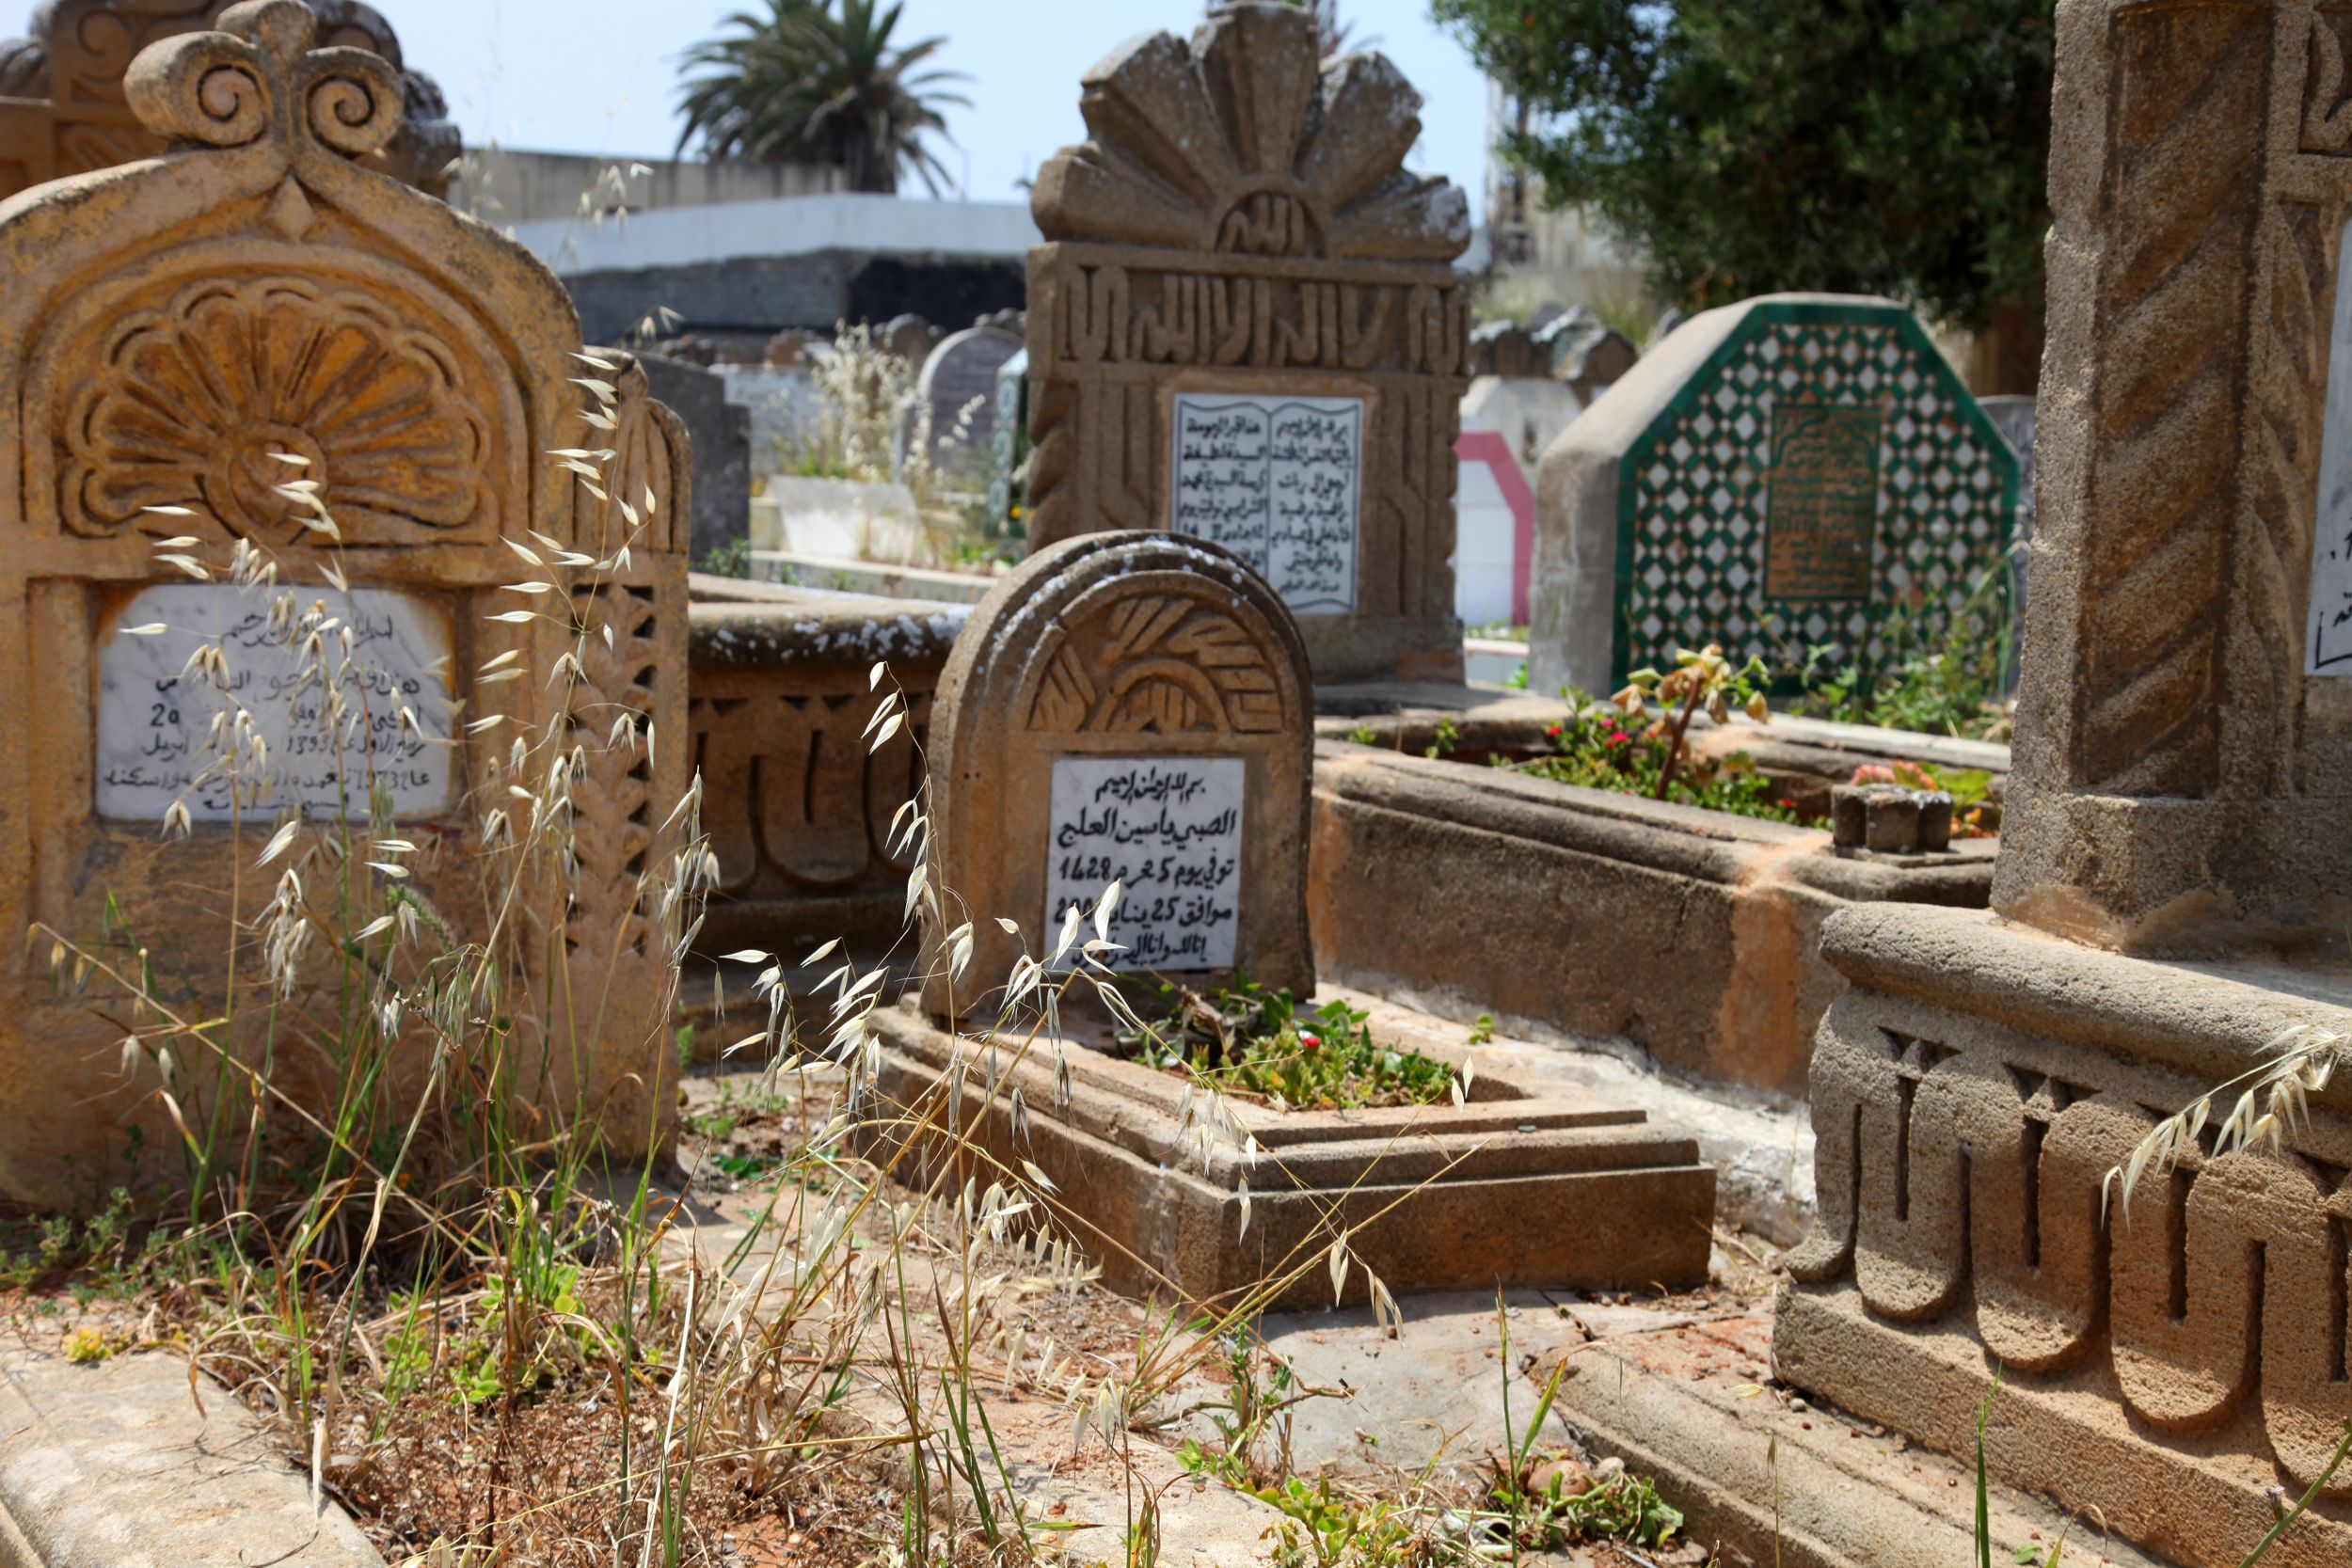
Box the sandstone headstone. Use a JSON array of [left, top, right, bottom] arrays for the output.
[[1772, 6, 2352, 1560], [914, 324, 1022, 471], [0, 0, 457, 199], [1023, 1, 1472, 685], [640, 353, 751, 564], [1530, 293, 2019, 697], [0, 0, 690, 1206], [920, 531, 1312, 1021]]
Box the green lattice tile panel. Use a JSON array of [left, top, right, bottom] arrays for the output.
[[1613, 300, 2017, 691]]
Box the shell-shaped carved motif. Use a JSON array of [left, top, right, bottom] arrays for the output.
[[1032, 2, 1467, 263], [62, 275, 493, 541], [1028, 593, 1282, 734]]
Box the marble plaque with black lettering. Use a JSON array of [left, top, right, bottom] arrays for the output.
[[1044, 755, 1243, 973], [1171, 392, 1361, 614], [95, 584, 455, 820]]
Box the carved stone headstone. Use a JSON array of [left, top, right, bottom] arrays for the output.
[[914, 324, 1022, 470], [1529, 293, 2019, 697], [1773, 6, 2352, 1560], [919, 531, 1312, 1021], [1470, 320, 1547, 379], [0, 0, 457, 199], [1023, 2, 1472, 685], [0, 0, 689, 1206]]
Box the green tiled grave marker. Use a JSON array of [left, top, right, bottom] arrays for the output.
[[1531, 295, 2019, 696]]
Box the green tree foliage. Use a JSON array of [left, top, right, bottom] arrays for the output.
[[675, 0, 970, 195], [1435, 0, 2056, 340]]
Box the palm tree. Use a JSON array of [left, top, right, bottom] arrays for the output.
[[675, 0, 970, 195]]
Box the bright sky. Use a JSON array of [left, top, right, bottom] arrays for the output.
[[379, 0, 1492, 221]]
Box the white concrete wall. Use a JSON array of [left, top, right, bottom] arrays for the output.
[[510, 193, 1042, 277]]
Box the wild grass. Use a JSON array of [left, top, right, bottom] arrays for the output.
[[19, 380, 1710, 1565]]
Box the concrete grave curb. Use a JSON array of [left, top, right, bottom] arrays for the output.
[[0, 1349, 381, 1567]]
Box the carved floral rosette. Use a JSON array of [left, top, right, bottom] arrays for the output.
[[918, 531, 1315, 1021], [1023, 2, 1472, 685], [0, 0, 687, 1201]]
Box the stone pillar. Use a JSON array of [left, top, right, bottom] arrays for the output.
[[1772, 8, 2352, 1559], [1994, 0, 2352, 955]]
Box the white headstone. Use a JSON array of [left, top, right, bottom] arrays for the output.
[[915, 325, 1024, 466], [1044, 755, 1244, 973], [95, 584, 454, 820], [1171, 391, 1362, 615]]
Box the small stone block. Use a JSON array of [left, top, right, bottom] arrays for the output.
[[1915, 790, 1954, 852]]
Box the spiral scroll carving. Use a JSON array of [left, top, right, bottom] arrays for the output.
[[120, 0, 401, 160]]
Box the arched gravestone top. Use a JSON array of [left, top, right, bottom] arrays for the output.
[[1528, 293, 2018, 699], [0, 0, 458, 200], [914, 324, 1022, 463], [1022, 1, 1473, 686], [920, 530, 1314, 1022], [0, 0, 689, 1205]]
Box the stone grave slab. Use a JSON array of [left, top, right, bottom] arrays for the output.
[[919, 529, 1313, 1014], [1023, 1, 1473, 685], [1530, 293, 2018, 698], [914, 324, 1021, 472]]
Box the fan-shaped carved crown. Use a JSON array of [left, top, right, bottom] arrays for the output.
[[1031, 1, 1468, 263]]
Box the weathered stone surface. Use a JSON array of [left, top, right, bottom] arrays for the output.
[[686, 574, 963, 980], [1992, 0, 2352, 956], [1308, 741, 1994, 1101], [0, 1348, 382, 1566], [1529, 293, 2018, 699], [0, 0, 456, 199], [919, 531, 1314, 1019], [0, 1, 689, 1206], [1023, 1, 1473, 684], [1779, 902, 2352, 1558], [640, 353, 752, 565], [868, 999, 1715, 1308]]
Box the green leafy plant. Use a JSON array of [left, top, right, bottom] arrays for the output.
[[1613, 642, 1772, 800], [1125, 979, 1456, 1111], [1513, 687, 1800, 824]]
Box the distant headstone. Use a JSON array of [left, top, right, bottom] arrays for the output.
[[1560, 328, 1639, 405], [914, 325, 1022, 470], [1470, 321, 1548, 379], [880, 313, 937, 366], [1977, 391, 2037, 667], [1024, 2, 1473, 684], [1530, 294, 2018, 696], [987, 347, 1029, 531], [640, 354, 753, 564], [0, 0, 459, 199], [920, 531, 1313, 1020]]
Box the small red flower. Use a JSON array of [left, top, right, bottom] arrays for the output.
[[1299, 1032, 1321, 1049], [1606, 732, 1631, 748], [1546, 724, 1563, 737]]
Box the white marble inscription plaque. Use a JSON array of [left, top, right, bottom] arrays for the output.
[[2312, 215, 2352, 673], [96, 584, 455, 820], [1044, 756, 1243, 973], [1172, 392, 1361, 614]]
